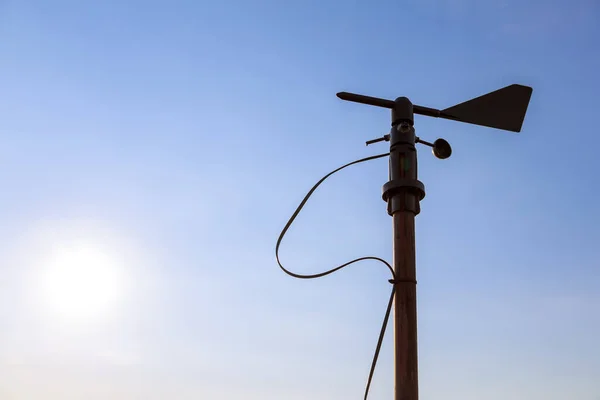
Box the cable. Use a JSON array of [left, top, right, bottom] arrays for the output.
[[364, 285, 394, 400], [275, 152, 393, 279], [275, 152, 395, 400]]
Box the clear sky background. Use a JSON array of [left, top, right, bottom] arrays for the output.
[[1, 0, 599, 399]]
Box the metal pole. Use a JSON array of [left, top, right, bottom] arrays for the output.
[[382, 97, 425, 400]]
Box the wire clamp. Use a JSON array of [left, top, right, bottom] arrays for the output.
[[389, 278, 417, 285]]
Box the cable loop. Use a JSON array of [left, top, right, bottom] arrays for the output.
[[275, 152, 395, 400]]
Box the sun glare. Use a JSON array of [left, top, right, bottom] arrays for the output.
[[38, 242, 124, 322]]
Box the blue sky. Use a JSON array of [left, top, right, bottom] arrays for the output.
[[1, 0, 599, 399]]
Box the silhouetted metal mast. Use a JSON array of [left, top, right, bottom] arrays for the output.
[[278, 83, 533, 400]]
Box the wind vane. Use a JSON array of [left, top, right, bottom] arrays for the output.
[[276, 83, 533, 400]]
